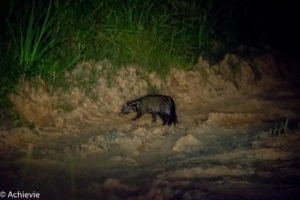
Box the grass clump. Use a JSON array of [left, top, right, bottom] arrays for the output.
[[2, 0, 259, 116], [3, 0, 216, 82], [5, 0, 63, 78], [272, 118, 290, 136], [1, 0, 297, 91], [96, 0, 204, 77], [9, 1, 56, 75]]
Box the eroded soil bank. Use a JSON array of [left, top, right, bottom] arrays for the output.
[[1, 54, 300, 200]]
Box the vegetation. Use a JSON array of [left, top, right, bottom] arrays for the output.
[[0, 0, 213, 110], [272, 118, 290, 136], [0, 0, 299, 110]]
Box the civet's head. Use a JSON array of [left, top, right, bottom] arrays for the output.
[[120, 102, 137, 115]]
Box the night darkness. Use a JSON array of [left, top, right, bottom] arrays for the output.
[[220, 0, 300, 57], [1, 1, 300, 200]]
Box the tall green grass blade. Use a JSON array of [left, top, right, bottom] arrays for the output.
[[5, 0, 58, 76]]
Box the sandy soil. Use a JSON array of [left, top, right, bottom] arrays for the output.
[[1, 54, 300, 200]]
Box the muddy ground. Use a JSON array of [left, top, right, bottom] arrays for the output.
[[1, 54, 300, 200]]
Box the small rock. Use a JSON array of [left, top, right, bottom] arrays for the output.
[[172, 134, 203, 152]]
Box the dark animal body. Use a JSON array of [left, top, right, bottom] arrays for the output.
[[121, 94, 178, 126]]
